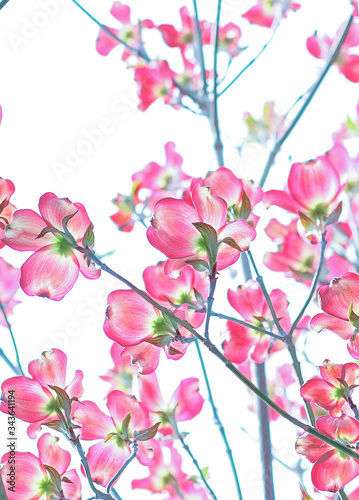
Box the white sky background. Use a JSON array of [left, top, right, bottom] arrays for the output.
[[0, 0, 358, 499]]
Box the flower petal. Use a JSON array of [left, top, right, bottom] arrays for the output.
[[37, 433, 71, 474], [3, 209, 55, 251], [28, 349, 67, 388]]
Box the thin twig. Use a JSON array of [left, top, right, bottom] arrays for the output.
[[0, 300, 25, 375], [195, 341, 243, 500], [259, 10, 354, 188], [71, 0, 150, 62], [204, 265, 217, 339], [0, 348, 20, 375], [211, 0, 224, 166], [211, 311, 284, 341], [219, 25, 279, 97], [192, 0, 208, 95]]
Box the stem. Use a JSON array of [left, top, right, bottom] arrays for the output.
[[241, 252, 275, 500], [259, 10, 354, 188], [255, 362, 275, 500], [107, 442, 138, 493], [246, 250, 286, 336], [71, 0, 150, 62], [347, 396, 359, 421], [204, 265, 217, 339], [83, 252, 359, 460], [219, 25, 279, 96], [288, 234, 327, 338], [192, 0, 208, 95], [339, 489, 349, 500], [195, 341, 243, 500], [172, 413, 218, 500], [211, 0, 224, 166], [210, 311, 284, 341], [0, 348, 20, 375], [0, 0, 10, 10], [0, 300, 25, 375], [110, 490, 122, 500]]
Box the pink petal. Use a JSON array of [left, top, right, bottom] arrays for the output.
[[164, 254, 204, 279], [319, 273, 359, 320], [74, 249, 101, 279], [217, 220, 256, 270], [62, 469, 82, 500], [0, 452, 46, 500], [300, 379, 338, 410], [20, 245, 79, 300], [0, 177, 15, 201], [191, 184, 227, 230], [138, 373, 163, 412], [38, 193, 92, 241], [110, 1, 131, 24], [104, 290, 160, 346], [310, 313, 354, 339], [3, 209, 55, 251], [171, 378, 204, 421], [37, 433, 70, 474], [1, 377, 52, 423], [296, 432, 332, 463], [73, 400, 114, 440], [339, 54, 359, 83], [242, 5, 274, 28], [201, 167, 244, 207], [312, 449, 359, 492], [28, 348, 67, 388], [228, 281, 264, 320], [222, 321, 257, 365], [288, 158, 341, 211], [147, 198, 201, 258], [317, 414, 359, 442], [0, 257, 20, 302], [107, 390, 150, 431], [263, 190, 302, 213], [121, 342, 160, 374], [96, 26, 121, 56], [84, 440, 131, 487], [65, 369, 84, 399]]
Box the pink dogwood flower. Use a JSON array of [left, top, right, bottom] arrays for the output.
[[300, 360, 359, 417], [100, 343, 138, 393], [158, 7, 211, 54], [73, 390, 156, 487], [223, 280, 290, 364], [243, 0, 300, 28], [138, 372, 203, 434], [134, 60, 177, 111], [3, 192, 100, 300], [104, 290, 192, 374], [296, 414, 359, 492], [1, 433, 82, 500], [147, 183, 256, 278], [307, 19, 359, 83], [310, 273, 359, 357], [132, 440, 210, 499], [96, 2, 153, 61], [1, 348, 83, 438], [143, 262, 208, 328], [0, 177, 16, 248]]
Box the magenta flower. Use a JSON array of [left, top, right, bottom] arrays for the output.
[[73, 390, 156, 488], [0, 257, 21, 327], [300, 360, 359, 417], [296, 415, 359, 492], [1, 433, 82, 500], [243, 0, 300, 28], [0, 177, 16, 248], [1, 348, 83, 438], [147, 183, 256, 278], [104, 290, 192, 374], [3, 192, 100, 300]]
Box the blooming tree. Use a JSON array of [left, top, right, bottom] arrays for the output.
[[1, 1, 359, 500]]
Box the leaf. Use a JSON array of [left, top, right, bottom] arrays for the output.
[[44, 465, 62, 492], [145, 335, 173, 347], [237, 190, 251, 220], [105, 432, 118, 443], [62, 212, 78, 235], [134, 422, 160, 441], [192, 222, 218, 267], [185, 259, 209, 272], [219, 237, 241, 251], [36, 226, 61, 239], [193, 287, 205, 306], [324, 201, 342, 227], [61, 477, 74, 485], [43, 420, 67, 433], [349, 300, 359, 329], [298, 212, 318, 232], [82, 223, 95, 248], [122, 412, 132, 439], [168, 345, 183, 356], [48, 385, 72, 423]]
